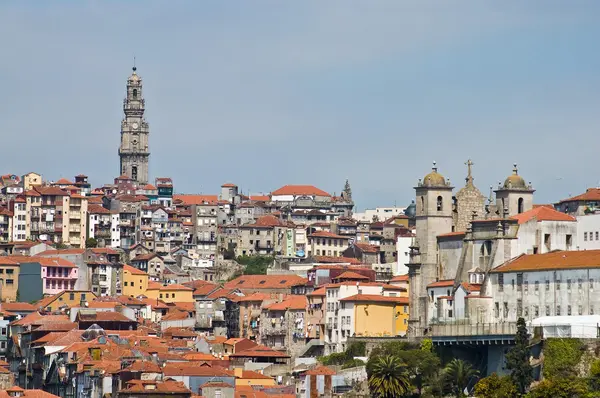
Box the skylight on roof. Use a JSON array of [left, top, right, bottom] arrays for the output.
[[280, 280, 287, 284], [237, 281, 244, 285], [259, 280, 266, 285]]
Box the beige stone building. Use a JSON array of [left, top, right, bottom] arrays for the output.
[[236, 214, 294, 257], [307, 231, 351, 258]]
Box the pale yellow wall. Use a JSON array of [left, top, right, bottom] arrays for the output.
[[123, 270, 148, 297], [46, 291, 96, 312], [23, 173, 42, 190], [354, 303, 396, 337], [395, 304, 409, 335], [158, 289, 193, 303], [145, 287, 160, 300], [234, 378, 275, 387]]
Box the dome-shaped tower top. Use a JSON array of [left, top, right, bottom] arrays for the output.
[[421, 161, 447, 187], [502, 163, 528, 190]]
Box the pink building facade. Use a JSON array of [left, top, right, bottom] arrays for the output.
[[39, 257, 78, 295]]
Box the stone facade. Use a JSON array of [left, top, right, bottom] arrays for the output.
[[453, 159, 486, 232], [119, 67, 150, 185]]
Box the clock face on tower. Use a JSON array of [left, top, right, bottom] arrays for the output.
[[132, 122, 139, 130]]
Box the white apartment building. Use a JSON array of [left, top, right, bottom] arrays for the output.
[[11, 197, 27, 241], [576, 213, 600, 250], [486, 250, 600, 324], [354, 207, 406, 222]]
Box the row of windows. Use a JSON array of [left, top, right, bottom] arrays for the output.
[[315, 249, 341, 257], [159, 293, 177, 299], [498, 275, 595, 291], [584, 231, 600, 242], [312, 238, 346, 247], [495, 302, 595, 317]]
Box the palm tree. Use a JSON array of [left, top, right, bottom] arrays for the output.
[[368, 355, 411, 398], [444, 358, 479, 398]]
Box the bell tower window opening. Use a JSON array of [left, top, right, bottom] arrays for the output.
[[133, 89, 138, 99], [518, 197, 524, 214], [421, 196, 425, 215], [437, 196, 443, 211], [132, 166, 138, 181]]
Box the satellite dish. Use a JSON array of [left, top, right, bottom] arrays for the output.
[[85, 302, 89, 307]]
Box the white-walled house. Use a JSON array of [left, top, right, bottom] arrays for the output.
[[576, 213, 600, 250]]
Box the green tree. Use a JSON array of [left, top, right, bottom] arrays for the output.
[[85, 237, 98, 248], [474, 373, 517, 398], [505, 317, 533, 395], [526, 377, 591, 398], [368, 355, 411, 398], [236, 255, 274, 275], [543, 338, 584, 379], [444, 359, 479, 398], [395, 349, 440, 395], [54, 242, 68, 249]]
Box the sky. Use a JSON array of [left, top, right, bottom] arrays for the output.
[[1, 1, 600, 210]]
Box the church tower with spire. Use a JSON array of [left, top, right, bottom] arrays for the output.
[[118, 66, 150, 185]]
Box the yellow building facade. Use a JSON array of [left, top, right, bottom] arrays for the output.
[[0, 257, 20, 301], [157, 284, 193, 303], [341, 294, 409, 337], [123, 264, 149, 297], [38, 290, 97, 312]]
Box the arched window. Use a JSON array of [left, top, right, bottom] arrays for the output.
[[437, 196, 443, 211], [131, 166, 138, 181], [421, 196, 425, 214], [518, 197, 524, 214], [132, 89, 138, 99]]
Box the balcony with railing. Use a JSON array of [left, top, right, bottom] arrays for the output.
[[69, 211, 81, 219], [95, 229, 111, 238], [120, 219, 133, 227], [40, 224, 55, 233], [69, 225, 81, 233]]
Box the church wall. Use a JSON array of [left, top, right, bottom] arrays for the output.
[[438, 238, 463, 280]]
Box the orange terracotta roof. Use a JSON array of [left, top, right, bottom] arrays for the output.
[[221, 183, 236, 188], [461, 282, 482, 293], [271, 185, 330, 197], [244, 214, 288, 228], [491, 250, 600, 273], [123, 264, 147, 276], [309, 231, 348, 239], [163, 363, 231, 377], [235, 292, 274, 302], [32, 256, 77, 268], [168, 302, 195, 312], [339, 294, 409, 304], [132, 253, 160, 261], [161, 310, 190, 321], [55, 178, 73, 185], [427, 279, 454, 288], [265, 296, 306, 311], [334, 271, 370, 281], [147, 281, 162, 290], [160, 284, 192, 292], [225, 275, 307, 290], [173, 194, 219, 206], [121, 380, 191, 394], [0, 389, 61, 398], [249, 195, 269, 201], [558, 188, 600, 203], [142, 184, 157, 190], [511, 206, 576, 224], [353, 243, 380, 253], [229, 344, 290, 358], [307, 287, 326, 297], [390, 274, 409, 282], [2, 302, 37, 312], [88, 204, 111, 214], [77, 311, 133, 322], [192, 283, 219, 296]]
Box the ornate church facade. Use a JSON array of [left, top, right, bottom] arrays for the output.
[[407, 161, 536, 336], [118, 66, 150, 185]]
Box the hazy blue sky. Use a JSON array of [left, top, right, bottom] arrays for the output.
[[1, 2, 599, 209]]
